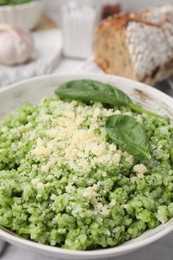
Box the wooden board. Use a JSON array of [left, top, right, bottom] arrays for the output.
[[35, 13, 58, 30]]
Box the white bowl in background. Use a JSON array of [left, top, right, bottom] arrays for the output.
[[0, 73, 173, 259], [0, 0, 44, 30]]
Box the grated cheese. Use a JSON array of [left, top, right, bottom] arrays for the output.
[[133, 164, 148, 179]]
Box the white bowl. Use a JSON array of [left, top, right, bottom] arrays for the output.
[[0, 0, 44, 30], [0, 73, 173, 259]]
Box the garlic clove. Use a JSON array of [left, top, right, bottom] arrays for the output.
[[0, 24, 36, 66]]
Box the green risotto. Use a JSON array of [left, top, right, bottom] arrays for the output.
[[1, 81, 173, 250]]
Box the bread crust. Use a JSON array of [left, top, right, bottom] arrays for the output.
[[94, 5, 173, 85]]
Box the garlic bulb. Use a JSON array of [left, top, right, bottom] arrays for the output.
[[0, 24, 35, 66]]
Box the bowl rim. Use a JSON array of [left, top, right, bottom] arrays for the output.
[[0, 73, 173, 258], [0, 0, 43, 10], [1, 222, 173, 258]]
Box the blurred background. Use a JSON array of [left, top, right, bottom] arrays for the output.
[[0, 0, 173, 90]]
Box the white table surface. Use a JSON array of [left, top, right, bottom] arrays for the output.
[[53, 58, 84, 74], [1, 57, 173, 260]]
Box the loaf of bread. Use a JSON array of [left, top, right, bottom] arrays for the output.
[[94, 5, 173, 85]]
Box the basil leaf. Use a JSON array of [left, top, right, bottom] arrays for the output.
[[55, 79, 132, 107], [55, 79, 160, 118], [105, 115, 151, 159]]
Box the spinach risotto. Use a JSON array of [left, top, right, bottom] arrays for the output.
[[0, 80, 173, 250]]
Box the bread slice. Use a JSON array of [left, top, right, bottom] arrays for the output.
[[94, 5, 173, 85]]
